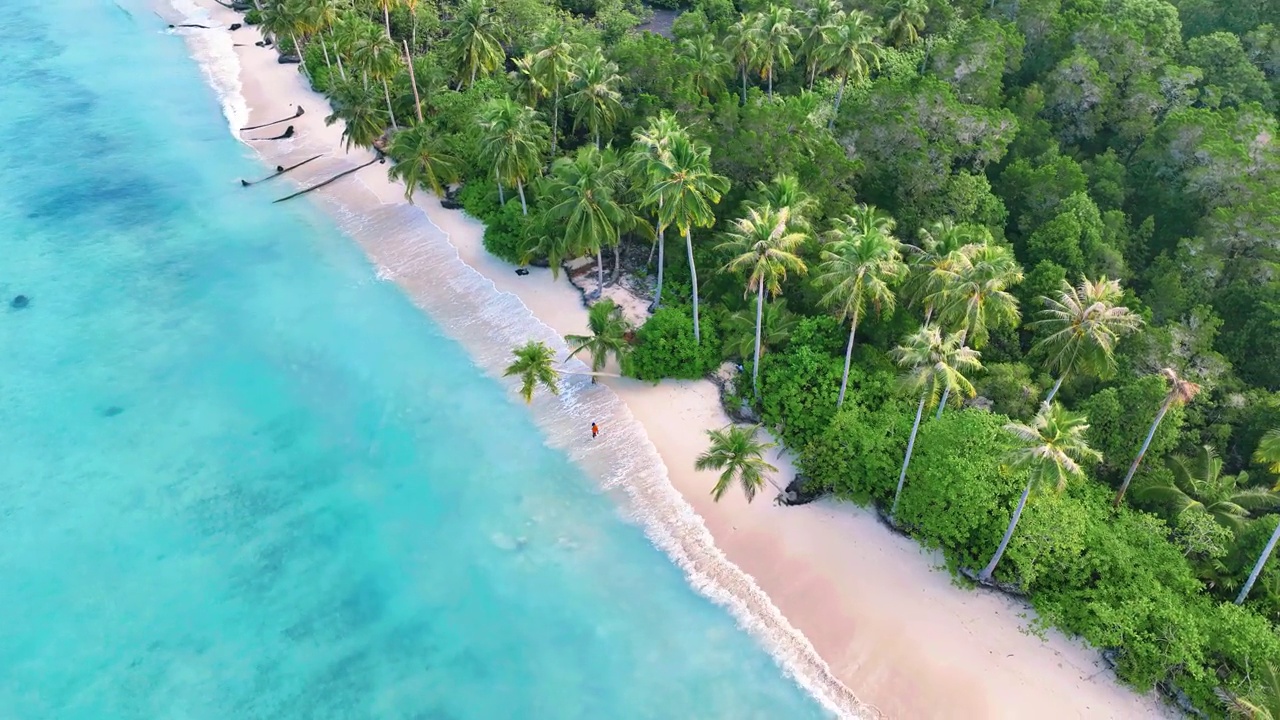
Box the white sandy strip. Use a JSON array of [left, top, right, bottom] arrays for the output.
[[165, 2, 1177, 717]]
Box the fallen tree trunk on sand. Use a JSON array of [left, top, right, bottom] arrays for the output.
[[250, 125, 294, 141], [240, 154, 323, 186], [273, 155, 383, 204], [240, 106, 304, 131]]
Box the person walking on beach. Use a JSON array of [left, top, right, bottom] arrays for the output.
[[591, 422, 599, 439]]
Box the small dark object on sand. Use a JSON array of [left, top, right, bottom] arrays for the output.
[[11, 294, 30, 309], [230, 22, 242, 30], [102, 406, 124, 417], [169, 23, 210, 29], [278, 54, 301, 65], [240, 153, 323, 186], [515, 268, 530, 276], [255, 38, 273, 47], [251, 125, 295, 141]]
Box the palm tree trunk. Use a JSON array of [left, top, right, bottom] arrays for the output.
[[382, 2, 392, 39], [594, 128, 600, 150], [687, 227, 702, 344], [891, 392, 928, 520], [752, 281, 765, 397], [1113, 398, 1173, 508], [611, 239, 622, 285], [1045, 375, 1065, 403], [411, 7, 418, 50], [496, 166, 505, 205], [382, 77, 398, 129], [837, 309, 860, 408], [935, 384, 950, 420], [290, 33, 310, 79], [1237, 519, 1280, 604], [517, 179, 528, 215], [768, 66, 774, 99], [741, 65, 748, 104], [651, 221, 665, 311], [829, 74, 848, 130], [335, 48, 347, 80], [552, 84, 561, 156], [404, 40, 423, 123], [470, 63, 478, 88], [320, 35, 333, 70], [596, 248, 605, 299], [978, 477, 1033, 583]]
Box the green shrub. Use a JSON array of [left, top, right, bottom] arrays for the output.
[[480, 201, 540, 265], [759, 343, 895, 449], [459, 179, 503, 221], [244, 8, 262, 24], [624, 308, 721, 381], [799, 399, 912, 503]]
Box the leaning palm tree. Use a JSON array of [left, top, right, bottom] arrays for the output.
[[679, 33, 732, 98], [818, 10, 882, 129], [504, 340, 561, 403], [1137, 445, 1280, 531], [977, 402, 1101, 583], [886, 0, 928, 48], [646, 134, 731, 344], [445, 0, 506, 88], [718, 205, 810, 396], [477, 98, 550, 213], [1030, 277, 1143, 403], [566, 299, 630, 384], [753, 4, 802, 99], [932, 242, 1023, 351], [376, 0, 401, 40], [1216, 663, 1280, 718], [325, 75, 389, 150], [889, 325, 982, 519], [544, 146, 629, 297], [386, 122, 461, 199], [629, 112, 688, 310], [818, 208, 906, 407], [726, 13, 762, 104], [531, 25, 580, 157], [1238, 520, 1280, 606], [1113, 367, 1203, 508], [696, 424, 780, 503], [567, 48, 624, 149], [799, 0, 843, 89], [262, 0, 311, 78], [349, 20, 403, 128]]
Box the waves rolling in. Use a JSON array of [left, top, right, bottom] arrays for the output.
[[173, 10, 870, 719]]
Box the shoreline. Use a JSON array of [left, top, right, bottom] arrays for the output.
[[166, 3, 1175, 718]]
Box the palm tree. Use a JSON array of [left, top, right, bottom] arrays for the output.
[[718, 205, 809, 396], [376, 0, 400, 40], [1256, 429, 1280, 478], [1113, 367, 1203, 508], [646, 134, 731, 344], [818, 208, 906, 408], [629, 113, 687, 311], [696, 424, 780, 503], [445, 0, 506, 88], [799, 0, 843, 90], [301, 0, 341, 74], [818, 10, 882, 129], [886, 0, 928, 48], [907, 219, 986, 324], [544, 146, 629, 297], [977, 402, 1101, 583], [1216, 663, 1280, 718], [1137, 446, 1280, 530], [753, 4, 802, 99], [723, 298, 798, 361], [567, 48, 624, 149], [1239, 521, 1280, 605], [932, 242, 1023, 351], [1030, 277, 1143, 403], [889, 325, 982, 519], [262, 0, 311, 78], [349, 21, 402, 128], [679, 33, 732, 98], [477, 98, 549, 214], [726, 14, 762, 104], [504, 340, 561, 403], [325, 75, 389, 149], [387, 123, 461, 199], [748, 173, 818, 232], [532, 25, 580, 157], [511, 54, 549, 108], [565, 299, 630, 383]]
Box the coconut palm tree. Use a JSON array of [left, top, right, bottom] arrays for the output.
[[718, 205, 809, 396], [349, 20, 403, 128], [445, 0, 506, 88], [1137, 446, 1280, 530], [628, 113, 687, 310], [477, 98, 549, 213], [567, 48, 624, 149], [679, 33, 732, 98], [645, 134, 731, 344], [325, 75, 389, 149], [748, 173, 818, 232], [1030, 277, 1143, 403], [819, 10, 882, 129], [886, 0, 928, 48], [726, 14, 761, 104], [532, 25, 580, 157], [818, 208, 907, 408], [799, 0, 843, 89], [511, 53, 549, 108], [977, 402, 1101, 584], [696, 424, 780, 503], [504, 340, 561, 403], [386, 122, 461, 199], [1256, 429, 1280, 478], [1113, 367, 1203, 508], [889, 325, 982, 519], [565, 299, 630, 383], [753, 4, 802, 99], [722, 298, 799, 361], [1216, 663, 1280, 718], [932, 242, 1023, 351], [544, 146, 629, 297], [262, 0, 311, 78], [301, 0, 341, 73], [907, 219, 986, 323], [376, 0, 400, 40]]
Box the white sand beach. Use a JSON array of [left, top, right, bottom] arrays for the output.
[[170, 3, 1177, 717]]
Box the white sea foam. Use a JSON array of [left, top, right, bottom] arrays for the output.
[[174, 9, 873, 719], [168, 0, 249, 139]]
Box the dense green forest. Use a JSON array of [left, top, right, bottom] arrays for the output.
[[247, 0, 1280, 713]]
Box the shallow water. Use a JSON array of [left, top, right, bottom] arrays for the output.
[[0, 1, 833, 718]]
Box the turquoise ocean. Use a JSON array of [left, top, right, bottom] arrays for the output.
[[0, 1, 838, 718]]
